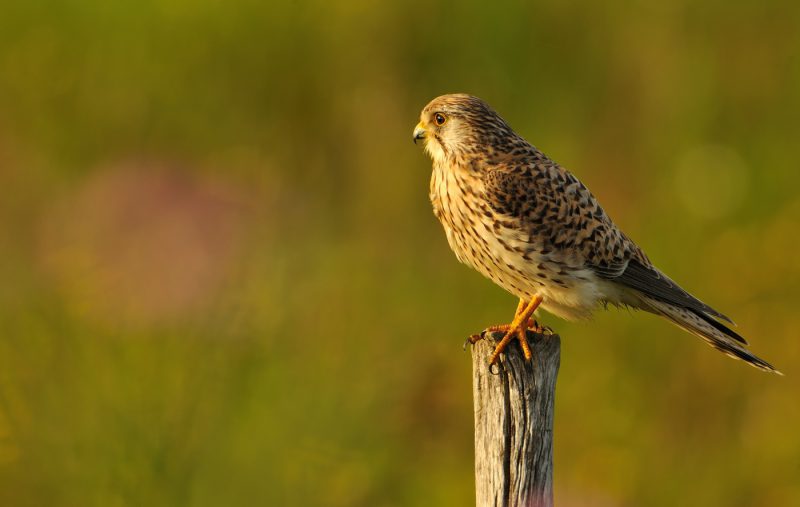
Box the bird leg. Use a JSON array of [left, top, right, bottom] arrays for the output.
[[467, 296, 544, 366], [466, 299, 526, 350]]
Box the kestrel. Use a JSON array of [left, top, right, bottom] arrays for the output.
[[413, 93, 778, 373]]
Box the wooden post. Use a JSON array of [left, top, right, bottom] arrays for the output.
[[471, 330, 561, 507]]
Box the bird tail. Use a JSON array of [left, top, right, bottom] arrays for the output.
[[637, 294, 781, 374]]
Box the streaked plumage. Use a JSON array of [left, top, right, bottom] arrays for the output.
[[414, 93, 777, 373]]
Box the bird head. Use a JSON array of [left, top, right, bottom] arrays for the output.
[[413, 94, 517, 165]]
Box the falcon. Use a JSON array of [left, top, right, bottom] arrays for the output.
[[413, 93, 778, 373]]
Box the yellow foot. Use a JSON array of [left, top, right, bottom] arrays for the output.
[[466, 296, 545, 366], [486, 322, 533, 363]]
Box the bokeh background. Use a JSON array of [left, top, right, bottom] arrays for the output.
[[1, 1, 799, 505]]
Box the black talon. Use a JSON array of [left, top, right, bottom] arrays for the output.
[[464, 333, 485, 351], [529, 319, 554, 335]]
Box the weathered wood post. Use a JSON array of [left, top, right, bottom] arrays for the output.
[[471, 330, 561, 507]]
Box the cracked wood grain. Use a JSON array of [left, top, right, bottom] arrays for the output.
[[471, 331, 560, 507]]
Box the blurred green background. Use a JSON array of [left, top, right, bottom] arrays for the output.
[[1, 1, 799, 505]]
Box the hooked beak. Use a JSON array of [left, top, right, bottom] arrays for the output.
[[412, 122, 426, 144]]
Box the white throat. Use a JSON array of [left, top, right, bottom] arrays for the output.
[[423, 138, 448, 165]]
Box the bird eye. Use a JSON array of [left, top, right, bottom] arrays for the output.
[[434, 112, 447, 126]]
